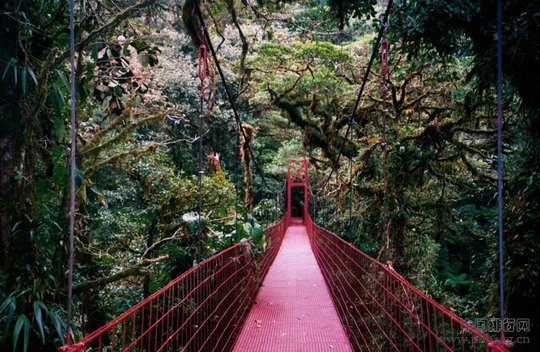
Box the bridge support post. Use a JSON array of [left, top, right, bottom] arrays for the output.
[[287, 165, 291, 221]]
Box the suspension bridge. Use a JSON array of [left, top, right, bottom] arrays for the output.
[[56, 0, 512, 349], [59, 160, 509, 352]]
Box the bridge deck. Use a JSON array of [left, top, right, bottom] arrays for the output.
[[233, 219, 353, 352]]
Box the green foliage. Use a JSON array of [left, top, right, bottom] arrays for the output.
[[1, 0, 538, 349], [294, 4, 340, 32], [388, 1, 540, 347], [0, 289, 66, 351], [241, 220, 266, 250], [327, 0, 377, 29], [250, 41, 352, 97]]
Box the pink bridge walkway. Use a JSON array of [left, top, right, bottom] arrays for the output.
[[233, 219, 353, 352], [59, 159, 508, 352]]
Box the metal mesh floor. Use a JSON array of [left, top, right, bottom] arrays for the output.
[[233, 220, 353, 352]]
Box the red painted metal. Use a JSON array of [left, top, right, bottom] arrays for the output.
[[198, 42, 208, 98], [58, 218, 287, 352], [304, 214, 510, 352], [380, 22, 389, 94], [197, 35, 216, 111], [286, 159, 309, 222], [233, 218, 352, 352]]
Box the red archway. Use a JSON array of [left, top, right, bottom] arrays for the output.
[[286, 159, 309, 221]]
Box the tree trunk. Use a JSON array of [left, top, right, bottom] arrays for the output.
[[0, 1, 28, 270]]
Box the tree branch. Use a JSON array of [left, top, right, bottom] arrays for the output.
[[73, 255, 168, 293], [54, 0, 155, 67], [458, 151, 497, 181], [82, 113, 164, 157], [84, 142, 159, 175]]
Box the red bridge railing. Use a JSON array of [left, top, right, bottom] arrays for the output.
[[304, 215, 509, 352], [60, 210, 507, 352], [59, 217, 287, 352]]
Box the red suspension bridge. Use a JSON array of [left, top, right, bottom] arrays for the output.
[[59, 160, 509, 352]]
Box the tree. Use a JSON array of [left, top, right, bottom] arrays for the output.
[[391, 1, 540, 347]]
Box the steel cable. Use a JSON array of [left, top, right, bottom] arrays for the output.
[[496, 0, 507, 341], [66, 0, 76, 345], [315, 0, 394, 198], [194, 1, 282, 195]]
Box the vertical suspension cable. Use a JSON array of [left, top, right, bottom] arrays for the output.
[[343, 40, 354, 239], [275, 192, 279, 223], [194, 2, 279, 195], [348, 121, 354, 240], [380, 17, 390, 264], [197, 29, 208, 257], [496, 0, 506, 341], [197, 101, 204, 255], [313, 194, 317, 223], [380, 16, 391, 352], [315, 0, 393, 198], [234, 126, 241, 233], [234, 183, 239, 230], [66, 0, 76, 345]]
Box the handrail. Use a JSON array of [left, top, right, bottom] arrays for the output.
[[59, 211, 507, 352], [59, 217, 288, 352], [304, 214, 509, 352]]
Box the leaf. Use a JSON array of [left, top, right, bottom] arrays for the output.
[[79, 183, 87, 203], [89, 185, 107, 205], [131, 38, 148, 53], [13, 314, 30, 352], [51, 221, 63, 232], [11, 221, 23, 232], [0, 295, 15, 316], [234, 222, 249, 242], [49, 307, 65, 344], [53, 116, 66, 142], [21, 67, 27, 96], [50, 85, 65, 113], [52, 146, 64, 164], [53, 163, 66, 186], [138, 54, 150, 67], [0, 295, 16, 338], [122, 43, 131, 56], [242, 222, 253, 237], [13, 63, 18, 86], [33, 302, 45, 344], [56, 33, 69, 48], [56, 69, 70, 90], [75, 167, 85, 185], [2, 58, 16, 81], [26, 66, 37, 85], [101, 95, 112, 110], [91, 45, 99, 61], [23, 315, 30, 352]]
